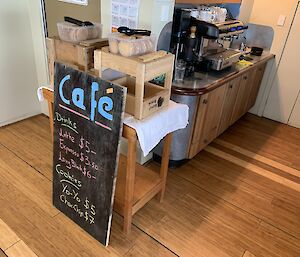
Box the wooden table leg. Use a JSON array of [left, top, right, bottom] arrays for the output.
[[123, 133, 137, 234], [42, 88, 54, 142], [48, 101, 54, 142], [157, 133, 172, 203]]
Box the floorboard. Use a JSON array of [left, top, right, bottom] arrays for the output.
[[0, 114, 299, 257], [0, 249, 7, 257]]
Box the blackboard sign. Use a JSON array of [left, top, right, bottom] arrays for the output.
[[53, 62, 126, 246]]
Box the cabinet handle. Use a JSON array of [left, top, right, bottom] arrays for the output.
[[203, 99, 208, 104], [229, 84, 233, 89], [243, 76, 248, 80]]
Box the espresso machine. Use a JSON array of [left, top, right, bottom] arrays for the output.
[[170, 8, 248, 75], [153, 7, 249, 167]]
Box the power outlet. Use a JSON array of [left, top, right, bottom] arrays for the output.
[[277, 15, 286, 26]]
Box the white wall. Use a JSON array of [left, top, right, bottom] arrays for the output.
[[239, 0, 254, 23], [261, 1, 300, 124], [27, 0, 50, 116], [101, 0, 174, 38], [101, 0, 153, 37], [0, 0, 43, 126], [240, 0, 299, 119], [289, 93, 300, 127]]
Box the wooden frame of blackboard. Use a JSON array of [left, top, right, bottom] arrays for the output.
[[42, 87, 172, 234]]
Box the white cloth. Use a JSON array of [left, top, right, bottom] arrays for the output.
[[37, 87, 189, 156], [123, 101, 189, 156], [37, 86, 48, 102]]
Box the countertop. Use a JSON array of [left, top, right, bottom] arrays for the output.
[[172, 52, 275, 96]]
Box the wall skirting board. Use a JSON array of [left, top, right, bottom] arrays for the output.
[[0, 111, 41, 128]]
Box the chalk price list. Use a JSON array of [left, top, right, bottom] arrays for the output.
[[56, 112, 100, 225], [60, 182, 96, 225], [58, 127, 100, 180], [79, 136, 99, 176]]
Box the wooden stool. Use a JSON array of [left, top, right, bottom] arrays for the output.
[[42, 88, 172, 234]]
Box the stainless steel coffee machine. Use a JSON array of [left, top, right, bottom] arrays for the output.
[[170, 8, 248, 74], [153, 7, 249, 167]]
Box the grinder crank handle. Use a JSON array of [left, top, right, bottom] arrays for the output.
[[64, 16, 94, 27], [118, 26, 151, 36]]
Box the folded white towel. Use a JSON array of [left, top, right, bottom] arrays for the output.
[[123, 101, 189, 156]]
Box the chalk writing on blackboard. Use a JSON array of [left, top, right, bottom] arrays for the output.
[[58, 74, 114, 127], [53, 62, 126, 246]]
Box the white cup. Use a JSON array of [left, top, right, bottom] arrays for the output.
[[199, 10, 216, 23], [190, 9, 199, 19]]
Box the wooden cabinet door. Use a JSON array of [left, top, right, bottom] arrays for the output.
[[231, 70, 256, 124], [247, 63, 267, 110], [188, 94, 208, 158], [188, 85, 226, 158], [218, 77, 241, 135]]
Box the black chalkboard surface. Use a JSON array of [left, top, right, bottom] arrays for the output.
[[53, 62, 126, 246]]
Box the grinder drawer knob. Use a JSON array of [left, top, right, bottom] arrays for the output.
[[158, 97, 164, 107]]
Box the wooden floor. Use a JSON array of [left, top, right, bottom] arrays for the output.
[[0, 114, 300, 257]]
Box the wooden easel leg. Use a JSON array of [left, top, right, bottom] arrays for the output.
[[157, 133, 172, 203], [123, 134, 137, 234]]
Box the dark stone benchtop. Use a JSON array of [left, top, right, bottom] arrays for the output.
[[172, 52, 275, 96]]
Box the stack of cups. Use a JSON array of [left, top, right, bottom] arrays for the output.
[[197, 6, 227, 23]]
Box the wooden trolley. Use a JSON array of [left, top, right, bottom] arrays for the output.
[[42, 88, 172, 234]]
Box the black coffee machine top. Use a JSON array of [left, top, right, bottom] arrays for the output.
[[170, 8, 248, 74], [170, 9, 219, 74]]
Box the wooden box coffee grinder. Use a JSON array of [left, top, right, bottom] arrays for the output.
[[94, 47, 174, 120]]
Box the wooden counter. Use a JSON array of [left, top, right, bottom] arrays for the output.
[[172, 53, 275, 96], [180, 54, 275, 158]]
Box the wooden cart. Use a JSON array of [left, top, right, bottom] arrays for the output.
[[42, 88, 172, 234]]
